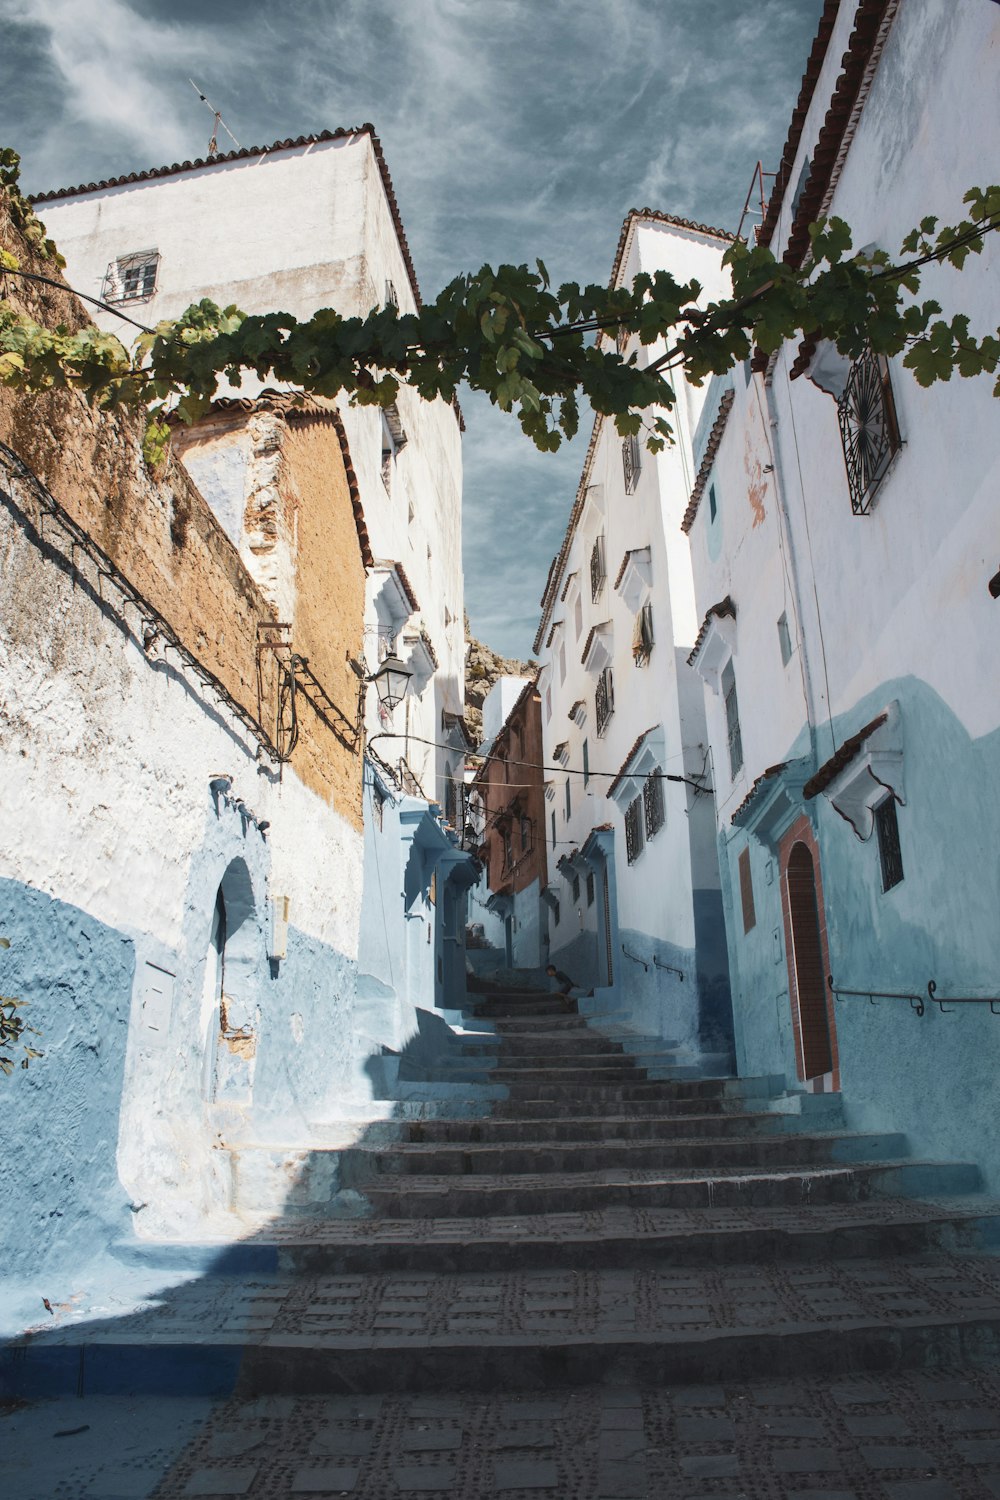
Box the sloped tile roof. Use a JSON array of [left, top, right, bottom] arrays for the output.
[[681, 389, 735, 535]]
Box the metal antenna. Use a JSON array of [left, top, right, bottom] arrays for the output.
[[189, 79, 241, 158]]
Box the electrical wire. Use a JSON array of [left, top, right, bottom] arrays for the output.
[[366, 731, 713, 793], [2, 266, 157, 333]]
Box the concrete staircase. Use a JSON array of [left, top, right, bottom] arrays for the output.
[[8, 982, 1000, 1402]]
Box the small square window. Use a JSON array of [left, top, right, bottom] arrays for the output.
[[103, 249, 159, 305], [708, 483, 718, 523], [875, 795, 904, 892]]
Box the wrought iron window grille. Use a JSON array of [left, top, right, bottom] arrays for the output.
[[633, 601, 654, 666], [595, 665, 615, 737], [102, 249, 160, 305], [723, 664, 743, 777], [571, 874, 581, 903], [642, 772, 665, 840], [590, 534, 607, 601], [625, 795, 644, 864], [874, 794, 904, 891], [586, 871, 595, 906], [622, 433, 641, 495], [837, 346, 901, 515]]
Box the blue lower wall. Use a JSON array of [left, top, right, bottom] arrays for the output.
[[724, 677, 1000, 1190], [0, 878, 133, 1281]]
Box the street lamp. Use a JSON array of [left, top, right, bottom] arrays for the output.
[[370, 651, 412, 712]]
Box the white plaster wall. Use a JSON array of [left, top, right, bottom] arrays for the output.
[[481, 675, 533, 746], [538, 220, 729, 973], [40, 133, 466, 810], [762, 0, 1000, 753], [0, 494, 363, 1237]]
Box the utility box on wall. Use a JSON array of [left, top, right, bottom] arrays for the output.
[[269, 895, 290, 961]]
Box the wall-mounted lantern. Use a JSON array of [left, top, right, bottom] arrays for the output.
[[370, 652, 413, 712]]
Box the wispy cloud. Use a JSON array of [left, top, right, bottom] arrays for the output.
[[0, 0, 825, 658]]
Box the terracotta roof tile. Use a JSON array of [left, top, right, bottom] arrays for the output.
[[580, 620, 611, 666], [756, 0, 841, 249], [612, 547, 649, 592], [686, 596, 736, 668], [731, 762, 788, 823], [607, 727, 660, 799], [30, 126, 429, 310], [681, 389, 735, 535], [803, 712, 888, 800]]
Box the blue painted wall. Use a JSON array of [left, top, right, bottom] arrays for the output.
[[723, 677, 1000, 1190], [0, 878, 133, 1283]]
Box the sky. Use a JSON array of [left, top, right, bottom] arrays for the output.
[[0, 0, 825, 660]]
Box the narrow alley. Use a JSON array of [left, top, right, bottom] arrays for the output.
[[7, 974, 1000, 1497]]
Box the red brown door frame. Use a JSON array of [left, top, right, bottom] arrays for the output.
[[778, 816, 840, 1091]]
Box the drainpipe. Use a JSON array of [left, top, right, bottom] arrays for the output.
[[761, 369, 821, 766]]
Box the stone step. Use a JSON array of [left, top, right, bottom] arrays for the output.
[[12, 1253, 1000, 1398], [341, 1132, 908, 1182], [114, 1196, 1000, 1277], [332, 1160, 983, 1220], [397, 1110, 834, 1145], [405, 1063, 652, 1086]]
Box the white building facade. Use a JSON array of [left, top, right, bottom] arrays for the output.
[[685, 0, 1000, 1185], [35, 128, 467, 813], [534, 213, 735, 1062]]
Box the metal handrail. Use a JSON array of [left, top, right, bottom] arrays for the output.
[[827, 975, 924, 1017], [829, 975, 1000, 1019]]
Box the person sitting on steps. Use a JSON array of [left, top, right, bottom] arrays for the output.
[[546, 963, 579, 1013]]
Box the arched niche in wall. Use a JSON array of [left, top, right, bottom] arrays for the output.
[[202, 856, 262, 1105]]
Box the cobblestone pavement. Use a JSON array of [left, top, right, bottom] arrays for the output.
[[32, 1255, 1000, 1346], [6, 1369, 1000, 1499]]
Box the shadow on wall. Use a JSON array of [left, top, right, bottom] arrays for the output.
[[0, 976, 523, 1411]]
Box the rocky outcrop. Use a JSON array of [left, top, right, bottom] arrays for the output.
[[464, 614, 537, 744]]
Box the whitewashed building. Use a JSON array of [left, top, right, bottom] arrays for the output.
[[34, 128, 467, 815], [684, 0, 1000, 1186], [533, 211, 735, 1062]]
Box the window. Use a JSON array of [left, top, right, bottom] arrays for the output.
[[552, 899, 561, 927], [574, 594, 583, 639], [582, 739, 590, 786], [372, 786, 385, 831], [519, 813, 532, 854], [595, 666, 614, 736], [544, 686, 551, 721], [625, 796, 644, 863], [445, 776, 459, 824], [633, 601, 654, 666], [384, 279, 398, 308], [503, 831, 513, 870], [590, 535, 607, 602], [642, 771, 664, 840], [708, 483, 718, 523], [875, 795, 904, 892], [586, 871, 595, 906], [571, 874, 581, 904], [551, 810, 557, 849], [102, 249, 159, 305], [622, 433, 641, 494], [722, 661, 743, 777], [738, 846, 756, 933], [558, 642, 567, 684], [838, 346, 901, 515], [777, 612, 793, 666], [564, 779, 572, 820]]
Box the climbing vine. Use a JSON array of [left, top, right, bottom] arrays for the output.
[[0, 146, 998, 455], [0, 938, 42, 1076]]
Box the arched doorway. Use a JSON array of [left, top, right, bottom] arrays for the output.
[[785, 840, 833, 1081], [201, 858, 260, 1104]]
